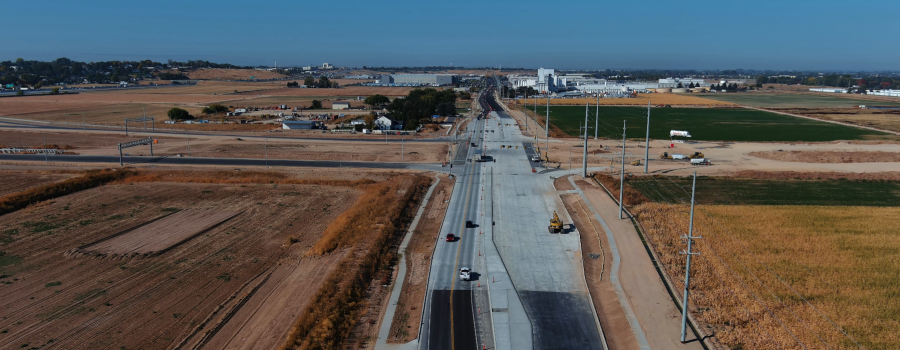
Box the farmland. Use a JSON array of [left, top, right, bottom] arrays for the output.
[[0, 167, 436, 350], [697, 92, 900, 108], [634, 203, 900, 350], [627, 175, 900, 206], [0, 171, 75, 197], [508, 93, 735, 107], [524, 105, 894, 141]]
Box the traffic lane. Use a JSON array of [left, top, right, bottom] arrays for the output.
[[427, 290, 477, 350], [0, 154, 414, 169], [520, 291, 605, 350]]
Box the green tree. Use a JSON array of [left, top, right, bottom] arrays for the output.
[[364, 94, 390, 107], [311, 100, 323, 109], [49, 87, 59, 95], [304, 76, 315, 86], [318, 76, 330, 88], [201, 103, 228, 114], [167, 107, 192, 120], [364, 112, 376, 130], [15, 90, 23, 96]]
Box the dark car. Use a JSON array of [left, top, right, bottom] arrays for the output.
[[465, 220, 474, 228]]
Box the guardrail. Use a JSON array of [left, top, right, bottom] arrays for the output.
[[0, 148, 65, 154]]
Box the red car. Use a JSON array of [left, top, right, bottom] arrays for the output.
[[446, 233, 455, 242]]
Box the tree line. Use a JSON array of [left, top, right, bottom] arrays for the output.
[[386, 88, 458, 130]]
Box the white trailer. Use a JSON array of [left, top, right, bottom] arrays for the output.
[[690, 158, 710, 165]]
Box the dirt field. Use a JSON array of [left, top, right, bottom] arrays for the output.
[[0, 180, 362, 350], [110, 84, 276, 95], [387, 174, 453, 343], [506, 93, 736, 107], [75, 209, 240, 257], [749, 150, 900, 163], [172, 68, 287, 81], [0, 171, 75, 197], [634, 203, 900, 350], [770, 108, 900, 133], [247, 86, 419, 97]]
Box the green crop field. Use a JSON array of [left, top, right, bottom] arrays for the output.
[[629, 176, 900, 206], [526, 105, 894, 141], [697, 93, 900, 108]]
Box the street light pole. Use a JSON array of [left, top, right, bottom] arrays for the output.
[[583, 103, 589, 177], [265, 138, 268, 168], [619, 120, 626, 219], [645, 101, 651, 174], [595, 94, 599, 139], [680, 171, 701, 343]]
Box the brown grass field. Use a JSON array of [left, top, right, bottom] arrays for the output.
[[108, 84, 276, 95], [248, 86, 420, 97], [633, 203, 900, 350], [749, 150, 900, 163], [507, 93, 737, 106], [0, 171, 75, 197], [771, 108, 900, 133], [171, 68, 287, 80], [0, 176, 364, 350]]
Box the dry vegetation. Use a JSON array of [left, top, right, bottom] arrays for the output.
[[749, 150, 900, 163], [591, 173, 649, 207], [247, 86, 419, 97], [633, 203, 900, 350], [0, 169, 134, 215], [169, 68, 287, 80], [507, 93, 736, 106], [0, 172, 365, 350], [281, 175, 432, 350], [387, 175, 452, 343], [0, 171, 75, 197], [771, 108, 900, 133]]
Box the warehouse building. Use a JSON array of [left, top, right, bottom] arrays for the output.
[[390, 74, 454, 86], [282, 120, 321, 130], [332, 102, 351, 110]]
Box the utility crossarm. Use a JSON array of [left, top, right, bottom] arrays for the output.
[[124, 116, 155, 135]]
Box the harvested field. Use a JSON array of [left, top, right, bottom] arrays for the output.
[[507, 93, 735, 107], [387, 174, 453, 343], [771, 108, 900, 133], [698, 92, 900, 108], [171, 68, 287, 81], [749, 150, 900, 163], [247, 86, 419, 97], [159, 140, 447, 163], [74, 209, 240, 257], [0, 179, 363, 350], [0, 102, 203, 126], [0, 171, 75, 197], [634, 203, 900, 350], [109, 84, 277, 95]]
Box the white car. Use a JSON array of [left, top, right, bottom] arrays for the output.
[[459, 267, 471, 281], [531, 155, 541, 162]]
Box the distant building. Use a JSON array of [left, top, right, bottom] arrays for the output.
[[282, 120, 319, 130], [375, 116, 403, 130], [332, 102, 351, 110], [322, 63, 333, 69], [350, 118, 366, 125], [389, 74, 454, 86]]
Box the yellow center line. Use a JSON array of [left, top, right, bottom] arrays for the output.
[[449, 119, 479, 350]]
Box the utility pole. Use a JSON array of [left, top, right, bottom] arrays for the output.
[[595, 94, 599, 139], [82, 113, 85, 130], [524, 90, 528, 136], [545, 91, 550, 139], [43, 134, 48, 163], [680, 171, 701, 343], [618, 120, 626, 219], [265, 138, 268, 168], [582, 103, 589, 177], [401, 133, 404, 162], [644, 101, 651, 174]]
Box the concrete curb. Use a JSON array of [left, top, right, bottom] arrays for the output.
[[552, 175, 609, 350], [569, 176, 652, 350], [375, 173, 442, 350]]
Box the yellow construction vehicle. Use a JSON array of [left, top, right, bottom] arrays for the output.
[[688, 152, 705, 159], [548, 211, 564, 233], [660, 152, 673, 159], [631, 159, 642, 166]]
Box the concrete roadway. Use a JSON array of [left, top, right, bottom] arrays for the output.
[[484, 94, 605, 349]]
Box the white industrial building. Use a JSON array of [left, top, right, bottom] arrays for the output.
[[388, 74, 454, 86], [868, 89, 900, 97], [809, 88, 847, 93], [332, 102, 351, 110], [658, 78, 710, 88], [508, 68, 567, 93]]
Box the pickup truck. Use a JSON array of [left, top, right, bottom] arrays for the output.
[[459, 267, 471, 281], [531, 155, 541, 162]]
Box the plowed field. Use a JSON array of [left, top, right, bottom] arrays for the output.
[[0, 182, 360, 350]]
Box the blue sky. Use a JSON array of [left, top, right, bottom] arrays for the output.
[[3, 0, 898, 70]]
